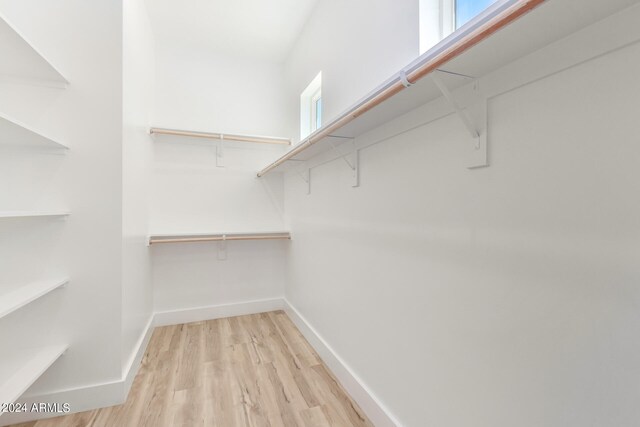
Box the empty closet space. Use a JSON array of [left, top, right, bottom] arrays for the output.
[[2, 0, 640, 426]]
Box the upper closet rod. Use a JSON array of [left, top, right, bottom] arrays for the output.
[[257, 0, 545, 177], [150, 127, 291, 145], [149, 233, 291, 245]]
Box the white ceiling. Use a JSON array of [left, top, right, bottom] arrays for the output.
[[146, 0, 319, 62]]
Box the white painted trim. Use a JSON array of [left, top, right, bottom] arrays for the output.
[[153, 298, 286, 327], [283, 299, 403, 427], [123, 315, 154, 395]]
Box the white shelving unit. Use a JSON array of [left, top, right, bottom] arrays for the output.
[[0, 211, 70, 220], [0, 113, 69, 149], [0, 12, 68, 87], [0, 278, 68, 319], [0, 11, 71, 416], [148, 231, 291, 245], [0, 345, 67, 409]]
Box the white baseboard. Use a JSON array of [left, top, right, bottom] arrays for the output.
[[283, 299, 402, 427], [123, 315, 154, 395], [153, 297, 286, 327]]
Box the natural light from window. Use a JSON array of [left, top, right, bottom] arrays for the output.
[[311, 87, 322, 133], [419, 0, 501, 54], [455, 0, 498, 27], [300, 72, 322, 140]]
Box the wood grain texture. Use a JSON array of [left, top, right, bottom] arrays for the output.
[[9, 311, 372, 427]]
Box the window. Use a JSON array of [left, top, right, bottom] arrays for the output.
[[300, 72, 322, 140], [455, 0, 498, 28], [311, 88, 322, 132], [420, 0, 501, 54]]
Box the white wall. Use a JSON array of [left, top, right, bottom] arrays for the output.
[[283, 4, 640, 427], [284, 0, 419, 141], [154, 44, 291, 136], [122, 0, 154, 376], [0, 0, 123, 405], [150, 44, 291, 314]]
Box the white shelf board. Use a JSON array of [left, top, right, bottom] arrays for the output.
[[0, 112, 69, 149], [0, 278, 68, 320], [0, 345, 67, 407], [0, 211, 70, 219], [0, 13, 68, 86], [261, 0, 638, 174]]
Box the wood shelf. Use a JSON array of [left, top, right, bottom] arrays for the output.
[[0, 211, 70, 219], [0, 112, 69, 150], [149, 231, 291, 245], [0, 278, 68, 320], [0, 13, 68, 87], [150, 127, 291, 145], [0, 345, 67, 408]]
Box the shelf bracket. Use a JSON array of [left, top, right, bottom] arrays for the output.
[[327, 134, 356, 139], [296, 168, 311, 195], [217, 235, 227, 260], [434, 68, 476, 80], [468, 92, 488, 169], [431, 72, 478, 139], [351, 148, 360, 188], [216, 135, 225, 168], [431, 72, 488, 169], [327, 137, 359, 187]]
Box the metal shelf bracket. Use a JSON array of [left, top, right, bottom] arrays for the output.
[[327, 137, 360, 187], [216, 135, 225, 168], [432, 71, 488, 169], [296, 168, 311, 195], [218, 235, 227, 260]]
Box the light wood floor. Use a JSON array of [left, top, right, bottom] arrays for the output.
[[11, 311, 373, 427]]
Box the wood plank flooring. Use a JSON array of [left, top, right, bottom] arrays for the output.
[[10, 311, 373, 427]]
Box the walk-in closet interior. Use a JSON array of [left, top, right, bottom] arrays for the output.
[[1, 0, 639, 425]]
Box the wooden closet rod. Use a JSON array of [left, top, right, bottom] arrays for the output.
[[257, 0, 545, 177], [149, 233, 291, 245], [150, 127, 291, 145]]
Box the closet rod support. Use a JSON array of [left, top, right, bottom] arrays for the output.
[[431, 73, 479, 139]]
